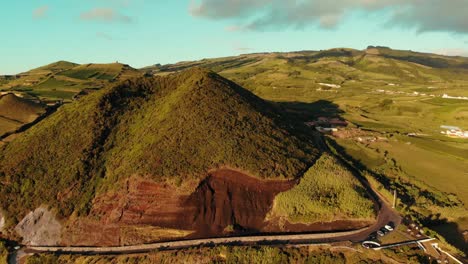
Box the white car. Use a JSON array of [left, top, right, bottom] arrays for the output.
[[384, 224, 394, 231]]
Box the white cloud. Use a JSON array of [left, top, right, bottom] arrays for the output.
[[189, 0, 468, 33], [80, 8, 132, 23]]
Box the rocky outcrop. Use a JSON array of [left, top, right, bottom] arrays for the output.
[[15, 207, 61, 246], [0, 210, 5, 233]]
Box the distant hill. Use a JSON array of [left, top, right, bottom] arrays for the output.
[[0, 93, 46, 137], [3, 47, 467, 103], [31, 61, 79, 74], [0, 62, 142, 101], [145, 47, 468, 100]]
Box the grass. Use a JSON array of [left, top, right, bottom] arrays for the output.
[[60, 68, 114, 80], [32, 77, 81, 91], [58, 63, 132, 81], [378, 140, 468, 206], [0, 240, 7, 264], [23, 244, 433, 264], [333, 135, 468, 255], [270, 153, 375, 223], [27, 89, 77, 100]]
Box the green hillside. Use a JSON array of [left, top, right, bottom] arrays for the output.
[[0, 68, 319, 221], [32, 61, 79, 73]]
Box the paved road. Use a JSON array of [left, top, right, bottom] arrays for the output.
[[26, 228, 367, 255], [23, 132, 401, 256]]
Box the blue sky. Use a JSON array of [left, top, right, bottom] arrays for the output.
[[1, 0, 467, 74]]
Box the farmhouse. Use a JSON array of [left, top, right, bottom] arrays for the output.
[[305, 117, 348, 134], [442, 94, 468, 100], [440, 125, 468, 138]]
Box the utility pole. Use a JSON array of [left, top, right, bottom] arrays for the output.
[[392, 190, 397, 208]]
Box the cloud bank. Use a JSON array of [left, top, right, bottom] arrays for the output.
[[190, 0, 468, 33], [80, 8, 132, 23]]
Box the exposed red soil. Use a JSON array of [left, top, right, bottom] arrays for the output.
[[62, 170, 296, 246], [62, 178, 195, 246], [186, 169, 295, 236], [62, 169, 375, 246]]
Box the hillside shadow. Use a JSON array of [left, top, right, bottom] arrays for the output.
[[423, 217, 468, 254], [272, 100, 345, 123]]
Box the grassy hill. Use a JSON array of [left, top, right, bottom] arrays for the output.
[[0, 93, 46, 137], [0, 68, 320, 223], [147, 47, 468, 100]]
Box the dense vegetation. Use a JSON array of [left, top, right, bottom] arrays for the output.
[[0, 68, 318, 224], [0, 240, 6, 264], [270, 153, 375, 223], [24, 245, 432, 264]]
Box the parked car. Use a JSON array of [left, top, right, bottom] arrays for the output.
[[380, 228, 390, 235], [362, 241, 381, 249], [384, 224, 394, 231], [377, 230, 385, 237], [368, 232, 377, 240]]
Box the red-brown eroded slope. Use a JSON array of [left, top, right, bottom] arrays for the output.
[[62, 169, 295, 246], [187, 169, 295, 236]]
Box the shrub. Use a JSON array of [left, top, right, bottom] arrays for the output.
[[271, 153, 375, 223]]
